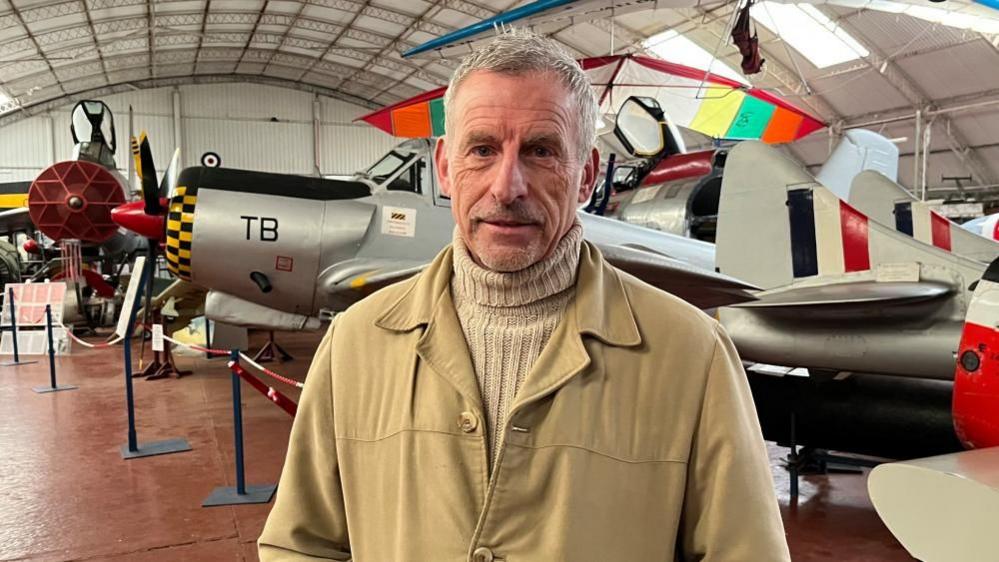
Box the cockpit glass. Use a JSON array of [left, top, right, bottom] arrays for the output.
[[364, 151, 415, 184]]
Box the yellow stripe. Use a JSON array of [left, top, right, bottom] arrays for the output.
[[179, 231, 192, 242], [178, 249, 191, 259], [166, 237, 180, 249], [0, 194, 28, 208], [167, 219, 183, 231], [689, 88, 746, 138]]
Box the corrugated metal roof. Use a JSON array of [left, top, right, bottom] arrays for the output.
[[0, 0, 997, 195]]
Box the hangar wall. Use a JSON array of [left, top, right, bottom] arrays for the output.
[[0, 83, 398, 184]]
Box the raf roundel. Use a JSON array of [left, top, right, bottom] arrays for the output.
[[200, 151, 221, 168]]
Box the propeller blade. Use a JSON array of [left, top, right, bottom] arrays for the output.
[[160, 147, 181, 200], [136, 133, 160, 215]]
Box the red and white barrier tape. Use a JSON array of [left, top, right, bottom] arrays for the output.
[[163, 334, 304, 389]]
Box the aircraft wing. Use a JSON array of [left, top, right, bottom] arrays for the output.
[[735, 280, 952, 312], [0, 207, 32, 236], [595, 243, 758, 309], [319, 258, 429, 311]]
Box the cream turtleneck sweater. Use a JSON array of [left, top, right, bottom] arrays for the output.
[[451, 222, 583, 470]]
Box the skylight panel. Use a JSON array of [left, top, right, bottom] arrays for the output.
[[644, 30, 749, 85], [752, 2, 869, 69]]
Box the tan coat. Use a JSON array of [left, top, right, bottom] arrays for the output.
[[258, 242, 790, 562]]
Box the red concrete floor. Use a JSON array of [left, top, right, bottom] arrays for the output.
[[0, 330, 915, 561]]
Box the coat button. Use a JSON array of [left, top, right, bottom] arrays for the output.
[[458, 411, 478, 433], [472, 546, 494, 562]]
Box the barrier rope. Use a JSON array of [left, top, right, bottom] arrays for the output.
[[63, 328, 123, 349], [227, 361, 298, 417], [49, 320, 304, 417], [162, 334, 304, 390], [238, 352, 305, 389]]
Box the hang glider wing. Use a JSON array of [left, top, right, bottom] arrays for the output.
[[401, 0, 708, 59], [359, 55, 824, 143], [402, 0, 999, 60]]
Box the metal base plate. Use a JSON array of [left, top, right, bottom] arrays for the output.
[[120, 438, 192, 459], [1, 359, 38, 366], [32, 384, 77, 393], [202, 484, 277, 507]]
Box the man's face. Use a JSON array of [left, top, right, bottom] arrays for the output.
[[435, 70, 599, 272]]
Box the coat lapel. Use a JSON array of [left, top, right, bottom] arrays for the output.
[[511, 242, 643, 412], [375, 246, 483, 412]]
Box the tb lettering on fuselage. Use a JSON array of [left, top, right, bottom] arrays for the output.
[[240, 215, 278, 242]]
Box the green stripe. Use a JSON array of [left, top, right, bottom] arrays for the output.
[[430, 97, 446, 137], [725, 96, 777, 140]]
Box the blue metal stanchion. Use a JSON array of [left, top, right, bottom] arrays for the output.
[[202, 349, 276, 506], [2, 287, 37, 367], [33, 304, 76, 394], [120, 259, 192, 459]]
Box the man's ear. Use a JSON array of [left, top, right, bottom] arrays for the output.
[[434, 137, 452, 197], [576, 147, 601, 204]]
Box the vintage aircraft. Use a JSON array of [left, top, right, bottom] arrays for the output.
[[710, 135, 999, 457], [0, 100, 145, 326], [598, 128, 898, 243]]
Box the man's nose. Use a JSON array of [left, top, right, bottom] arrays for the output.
[[489, 150, 528, 204]]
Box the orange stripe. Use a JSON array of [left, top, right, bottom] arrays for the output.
[[391, 102, 432, 138], [761, 107, 804, 144]]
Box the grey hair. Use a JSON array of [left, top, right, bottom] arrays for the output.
[[442, 28, 598, 161]]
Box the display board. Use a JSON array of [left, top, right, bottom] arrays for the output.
[[0, 282, 67, 327]]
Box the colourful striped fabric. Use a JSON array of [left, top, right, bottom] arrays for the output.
[[359, 55, 826, 143]]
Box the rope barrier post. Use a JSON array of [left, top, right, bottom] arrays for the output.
[[32, 304, 77, 394], [203, 349, 276, 507], [2, 287, 37, 367], [120, 259, 192, 460]]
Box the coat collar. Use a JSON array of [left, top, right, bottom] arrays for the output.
[[374, 241, 642, 349]]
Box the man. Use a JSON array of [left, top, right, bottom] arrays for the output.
[[259, 30, 790, 561]]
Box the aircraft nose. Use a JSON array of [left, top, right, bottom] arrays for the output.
[[110, 200, 167, 240], [163, 185, 196, 281]]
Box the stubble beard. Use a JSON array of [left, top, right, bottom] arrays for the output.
[[467, 200, 547, 272]]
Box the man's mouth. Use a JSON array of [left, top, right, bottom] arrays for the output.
[[483, 219, 534, 227]]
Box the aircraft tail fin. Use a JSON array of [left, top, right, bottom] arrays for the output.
[[815, 129, 899, 201], [716, 141, 972, 292], [850, 170, 999, 263], [953, 257, 999, 449]]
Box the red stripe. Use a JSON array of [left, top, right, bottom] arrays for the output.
[[839, 201, 870, 272], [930, 212, 952, 251]]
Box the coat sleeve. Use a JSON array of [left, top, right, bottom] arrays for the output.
[[678, 323, 791, 562], [258, 323, 352, 561]]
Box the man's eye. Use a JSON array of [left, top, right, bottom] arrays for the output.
[[472, 146, 494, 157], [530, 146, 554, 158]]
